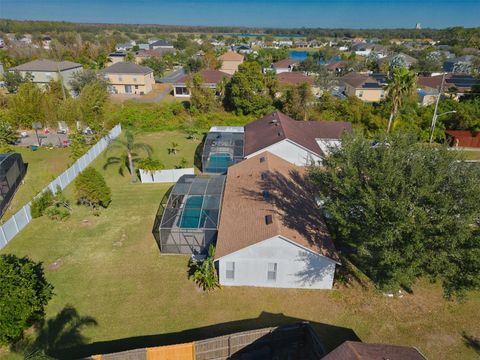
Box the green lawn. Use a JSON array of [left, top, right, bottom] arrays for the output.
[[1, 131, 479, 360], [1, 146, 71, 221], [461, 149, 480, 160]]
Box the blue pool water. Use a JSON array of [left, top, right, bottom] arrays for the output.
[[289, 51, 309, 61], [178, 196, 204, 229], [206, 153, 233, 174]]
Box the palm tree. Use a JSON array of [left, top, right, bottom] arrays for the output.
[[104, 130, 152, 182], [386, 67, 417, 133]]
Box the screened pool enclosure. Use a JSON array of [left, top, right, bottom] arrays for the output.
[[156, 175, 226, 254], [201, 126, 244, 174], [0, 153, 26, 217]]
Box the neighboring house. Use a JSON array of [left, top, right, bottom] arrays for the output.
[[215, 151, 340, 289], [9, 59, 83, 90], [173, 69, 231, 97], [244, 111, 352, 165], [231, 44, 252, 54], [149, 39, 174, 50], [271, 59, 298, 74], [325, 61, 348, 74], [443, 55, 475, 73], [417, 88, 438, 106], [340, 72, 386, 102], [101, 62, 155, 95], [294, 39, 308, 48], [352, 43, 387, 58], [322, 341, 427, 360], [134, 48, 175, 64], [0, 38, 4, 48], [277, 72, 320, 96], [273, 39, 293, 47], [380, 53, 418, 68], [445, 130, 480, 148], [108, 51, 127, 65], [42, 36, 52, 50], [417, 73, 479, 95], [218, 51, 244, 75], [115, 43, 133, 52]]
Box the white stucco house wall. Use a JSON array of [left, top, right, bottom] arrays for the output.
[[243, 111, 352, 166], [217, 236, 337, 289], [215, 151, 340, 290]]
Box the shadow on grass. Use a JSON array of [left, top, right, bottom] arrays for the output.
[[13, 305, 97, 359], [462, 332, 480, 354], [57, 311, 359, 359], [193, 133, 206, 172]]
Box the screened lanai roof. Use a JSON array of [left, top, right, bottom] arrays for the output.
[[159, 175, 226, 231], [202, 127, 245, 174]]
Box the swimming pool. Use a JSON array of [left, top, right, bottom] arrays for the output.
[[178, 196, 205, 229], [205, 153, 233, 173]]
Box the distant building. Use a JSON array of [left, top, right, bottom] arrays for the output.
[[173, 69, 231, 97], [340, 72, 386, 102], [277, 72, 320, 96], [149, 39, 174, 50], [446, 130, 480, 148], [218, 51, 244, 75], [101, 62, 155, 95], [416, 23, 422, 30], [9, 60, 83, 90], [42, 36, 52, 50], [271, 59, 298, 74], [417, 73, 479, 95], [107, 51, 127, 65], [443, 55, 475, 73], [134, 48, 175, 64], [380, 53, 418, 69]]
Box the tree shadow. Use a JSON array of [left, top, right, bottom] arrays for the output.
[[59, 311, 359, 359], [193, 132, 207, 172], [13, 305, 98, 359], [240, 169, 338, 259], [462, 332, 480, 355]]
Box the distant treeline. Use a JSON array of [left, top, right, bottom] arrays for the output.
[[1, 19, 479, 43]]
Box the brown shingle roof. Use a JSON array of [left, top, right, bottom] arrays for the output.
[[215, 152, 338, 261], [219, 51, 244, 61], [278, 72, 315, 86], [136, 48, 174, 58], [340, 72, 382, 89], [272, 59, 298, 69], [244, 111, 352, 157], [176, 69, 231, 85], [445, 130, 480, 148], [102, 62, 153, 75], [322, 341, 427, 360]]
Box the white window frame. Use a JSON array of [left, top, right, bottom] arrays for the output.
[[267, 263, 277, 282], [226, 261, 235, 280]]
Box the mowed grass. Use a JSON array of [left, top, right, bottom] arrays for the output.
[[1, 146, 71, 220], [1, 131, 479, 359]]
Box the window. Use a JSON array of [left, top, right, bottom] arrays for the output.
[[135, 85, 138, 89], [118, 76, 123, 81], [265, 214, 273, 225], [226, 262, 235, 280], [45, 72, 52, 80], [267, 263, 277, 281], [133, 77, 137, 82], [262, 190, 270, 200], [358, 91, 363, 98]]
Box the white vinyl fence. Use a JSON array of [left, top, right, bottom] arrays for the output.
[[0, 124, 122, 250], [139, 168, 195, 183]]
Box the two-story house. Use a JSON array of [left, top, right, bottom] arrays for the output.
[[101, 62, 155, 95]]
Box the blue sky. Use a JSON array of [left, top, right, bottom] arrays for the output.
[[2, 0, 480, 28]]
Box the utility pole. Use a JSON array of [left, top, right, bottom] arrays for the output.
[[429, 73, 445, 144]]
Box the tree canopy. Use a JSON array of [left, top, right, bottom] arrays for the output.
[[0, 254, 54, 345], [309, 132, 480, 298]]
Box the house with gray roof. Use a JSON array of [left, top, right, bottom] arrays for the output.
[[9, 59, 83, 91], [101, 62, 155, 95]]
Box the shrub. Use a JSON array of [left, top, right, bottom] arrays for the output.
[[30, 190, 54, 218], [137, 157, 165, 171], [44, 205, 70, 221], [188, 245, 220, 291], [0, 254, 54, 345], [75, 167, 111, 209]]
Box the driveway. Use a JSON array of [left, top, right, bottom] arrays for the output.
[[17, 130, 68, 147], [160, 69, 185, 84]]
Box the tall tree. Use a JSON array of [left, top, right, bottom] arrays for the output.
[[69, 69, 102, 94], [309, 132, 480, 298], [282, 82, 313, 121], [3, 71, 33, 93], [78, 80, 108, 135], [0, 254, 54, 345], [104, 130, 152, 182], [189, 74, 217, 113], [386, 67, 417, 133], [8, 82, 44, 128], [224, 61, 274, 115]]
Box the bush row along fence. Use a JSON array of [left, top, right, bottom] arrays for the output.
[[0, 124, 122, 250], [139, 168, 195, 183]]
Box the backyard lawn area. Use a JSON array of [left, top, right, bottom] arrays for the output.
[[0, 131, 479, 360], [1, 146, 71, 220]]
